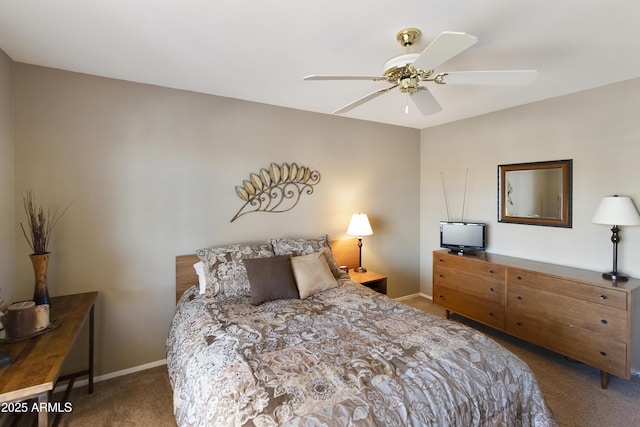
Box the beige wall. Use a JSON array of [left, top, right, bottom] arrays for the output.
[[420, 78, 640, 295], [0, 50, 14, 305], [11, 63, 420, 375]]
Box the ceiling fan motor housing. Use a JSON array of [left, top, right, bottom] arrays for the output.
[[384, 28, 433, 91], [384, 53, 432, 92]]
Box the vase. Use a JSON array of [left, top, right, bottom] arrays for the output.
[[30, 253, 51, 306]]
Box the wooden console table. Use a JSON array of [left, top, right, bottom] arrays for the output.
[[0, 291, 98, 426], [433, 250, 640, 388]]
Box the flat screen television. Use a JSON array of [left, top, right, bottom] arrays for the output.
[[439, 221, 486, 254]]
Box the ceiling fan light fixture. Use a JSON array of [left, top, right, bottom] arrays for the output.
[[399, 77, 422, 94]]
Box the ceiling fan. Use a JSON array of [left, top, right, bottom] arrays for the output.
[[304, 28, 538, 115]]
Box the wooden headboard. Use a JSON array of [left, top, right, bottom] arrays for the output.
[[175, 238, 360, 302]]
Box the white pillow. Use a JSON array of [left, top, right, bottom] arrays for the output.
[[290, 251, 338, 299], [193, 261, 207, 294]]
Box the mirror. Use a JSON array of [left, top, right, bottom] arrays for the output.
[[498, 159, 572, 227]]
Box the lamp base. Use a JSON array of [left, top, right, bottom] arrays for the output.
[[354, 267, 367, 273], [602, 271, 629, 282]]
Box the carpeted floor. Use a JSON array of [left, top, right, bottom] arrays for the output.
[[1, 364, 176, 426], [402, 297, 640, 427], [5, 296, 640, 426]]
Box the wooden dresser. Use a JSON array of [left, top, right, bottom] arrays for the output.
[[432, 249, 640, 388]]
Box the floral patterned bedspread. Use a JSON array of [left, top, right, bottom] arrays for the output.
[[167, 280, 556, 426]]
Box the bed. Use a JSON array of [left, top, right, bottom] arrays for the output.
[[167, 236, 557, 426]]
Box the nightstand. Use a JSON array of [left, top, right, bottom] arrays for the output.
[[350, 271, 387, 295]]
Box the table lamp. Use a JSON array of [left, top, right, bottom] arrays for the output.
[[347, 213, 373, 272], [592, 195, 640, 281]]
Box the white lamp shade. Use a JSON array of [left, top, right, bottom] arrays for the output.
[[347, 213, 373, 237], [592, 196, 640, 226]]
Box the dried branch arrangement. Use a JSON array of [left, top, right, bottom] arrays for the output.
[[20, 190, 76, 255]]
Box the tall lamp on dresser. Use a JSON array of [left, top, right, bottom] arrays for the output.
[[592, 195, 640, 282]]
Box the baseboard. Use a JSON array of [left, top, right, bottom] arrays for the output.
[[395, 292, 432, 302], [54, 359, 167, 394]]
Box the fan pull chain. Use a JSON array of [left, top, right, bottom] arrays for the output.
[[405, 93, 410, 114]]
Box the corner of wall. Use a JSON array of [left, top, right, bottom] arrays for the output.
[[0, 48, 15, 303]]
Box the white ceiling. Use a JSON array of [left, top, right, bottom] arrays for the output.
[[1, 0, 639, 129]]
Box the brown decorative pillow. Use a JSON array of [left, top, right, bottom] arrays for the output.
[[291, 251, 338, 299], [244, 255, 299, 305]]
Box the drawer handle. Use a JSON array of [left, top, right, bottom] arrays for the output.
[[516, 322, 523, 326], [489, 269, 494, 274], [489, 287, 495, 292], [600, 351, 607, 357], [489, 312, 494, 316], [439, 295, 445, 300], [517, 296, 523, 300], [439, 258, 444, 262], [601, 319, 608, 324], [517, 275, 523, 280], [439, 274, 444, 278], [600, 295, 607, 300]]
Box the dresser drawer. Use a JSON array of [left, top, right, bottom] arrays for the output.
[[506, 311, 628, 378], [508, 282, 628, 342], [434, 252, 505, 276], [507, 268, 627, 310], [434, 285, 505, 330], [433, 254, 505, 304]]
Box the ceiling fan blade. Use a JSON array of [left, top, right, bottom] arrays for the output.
[[412, 32, 478, 71], [333, 84, 399, 114], [411, 90, 442, 115], [304, 75, 385, 81], [440, 70, 538, 85]]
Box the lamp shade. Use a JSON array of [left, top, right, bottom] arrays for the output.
[[347, 213, 373, 237], [592, 196, 640, 226]]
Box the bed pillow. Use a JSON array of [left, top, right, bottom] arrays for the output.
[[290, 251, 339, 299], [319, 247, 345, 280], [244, 255, 299, 305], [193, 261, 207, 294], [269, 234, 331, 256], [270, 234, 343, 279], [196, 243, 275, 297]]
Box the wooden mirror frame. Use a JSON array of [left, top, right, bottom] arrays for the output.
[[498, 159, 572, 227]]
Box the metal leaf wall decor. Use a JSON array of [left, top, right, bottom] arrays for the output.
[[230, 162, 321, 222]]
